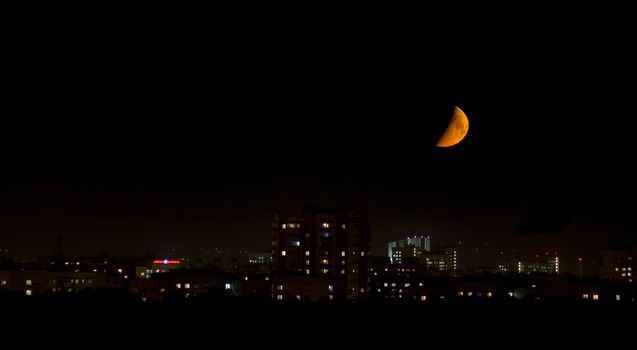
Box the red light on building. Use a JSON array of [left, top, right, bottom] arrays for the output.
[[578, 257, 583, 262], [153, 259, 181, 265]]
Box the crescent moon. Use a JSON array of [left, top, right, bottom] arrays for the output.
[[436, 106, 469, 147]]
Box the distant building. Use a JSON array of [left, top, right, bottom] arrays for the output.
[[129, 270, 271, 301], [0, 270, 125, 295], [271, 275, 332, 302], [369, 256, 429, 300], [420, 246, 457, 273], [150, 259, 183, 273], [600, 249, 634, 283], [272, 207, 370, 301], [248, 251, 272, 265], [517, 252, 559, 275], [388, 235, 430, 263]]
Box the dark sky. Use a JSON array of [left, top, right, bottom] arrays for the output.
[[2, 11, 636, 273]]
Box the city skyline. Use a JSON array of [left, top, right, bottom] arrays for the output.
[[2, 11, 636, 277]]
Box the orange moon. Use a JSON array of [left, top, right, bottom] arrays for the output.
[[436, 106, 469, 147]]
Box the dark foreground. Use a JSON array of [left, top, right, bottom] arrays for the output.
[[1, 292, 634, 345]]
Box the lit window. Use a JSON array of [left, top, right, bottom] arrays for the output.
[[616, 294, 621, 301], [629, 267, 632, 271], [582, 294, 589, 299], [361, 252, 365, 257], [360, 288, 365, 293], [328, 285, 334, 292], [391, 283, 396, 287], [25, 290, 32, 296], [615, 268, 619, 271], [117, 268, 123, 273], [281, 224, 287, 229], [421, 296, 427, 301], [176, 283, 182, 289], [405, 283, 410, 287], [322, 232, 331, 238], [329, 295, 334, 300], [289, 241, 301, 247], [288, 223, 300, 229], [25, 280, 32, 286], [323, 251, 329, 256], [341, 224, 346, 229], [341, 251, 346, 257], [419, 283, 423, 287], [184, 283, 190, 289], [321, 222, 330, 228], [467, 292, 473, 297], [321, 269, 329, 274], [272, 240, 277, 246], [305, 269, 310, 274], [622, 267, 626, 271], [281, 250, 286, 256], [277, 294, 283, 300], [225, 283, 231, 290], [341, 269, 346, 275], [377, 289, 381, 293], [305, 233, 310, 238], [160, 288, 165, 293], [321, 259, 329, 265], [487, 292, 493, 298], [1, 280, 6, 286], [458, 292, 464, 296], [296, 295, 301, 300], [621, 273, 626, 277], [628, 273, 632, 277], [305, 260, 310, 266], [305, 251, 310, 256], [592, 294, 599, 300], [383, 283, 388, 287], [277, 284, 283, 291]]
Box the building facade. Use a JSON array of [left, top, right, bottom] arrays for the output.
[[272, 207, 370, 301], [517, 252, 559, 275], [600, 249, 634, 283], [388, 235, 430, 263]]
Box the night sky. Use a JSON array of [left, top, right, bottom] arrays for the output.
[[2, 11, 635, 274]]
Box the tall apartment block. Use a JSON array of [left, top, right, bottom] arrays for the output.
[[272, 207, 370, 301]]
